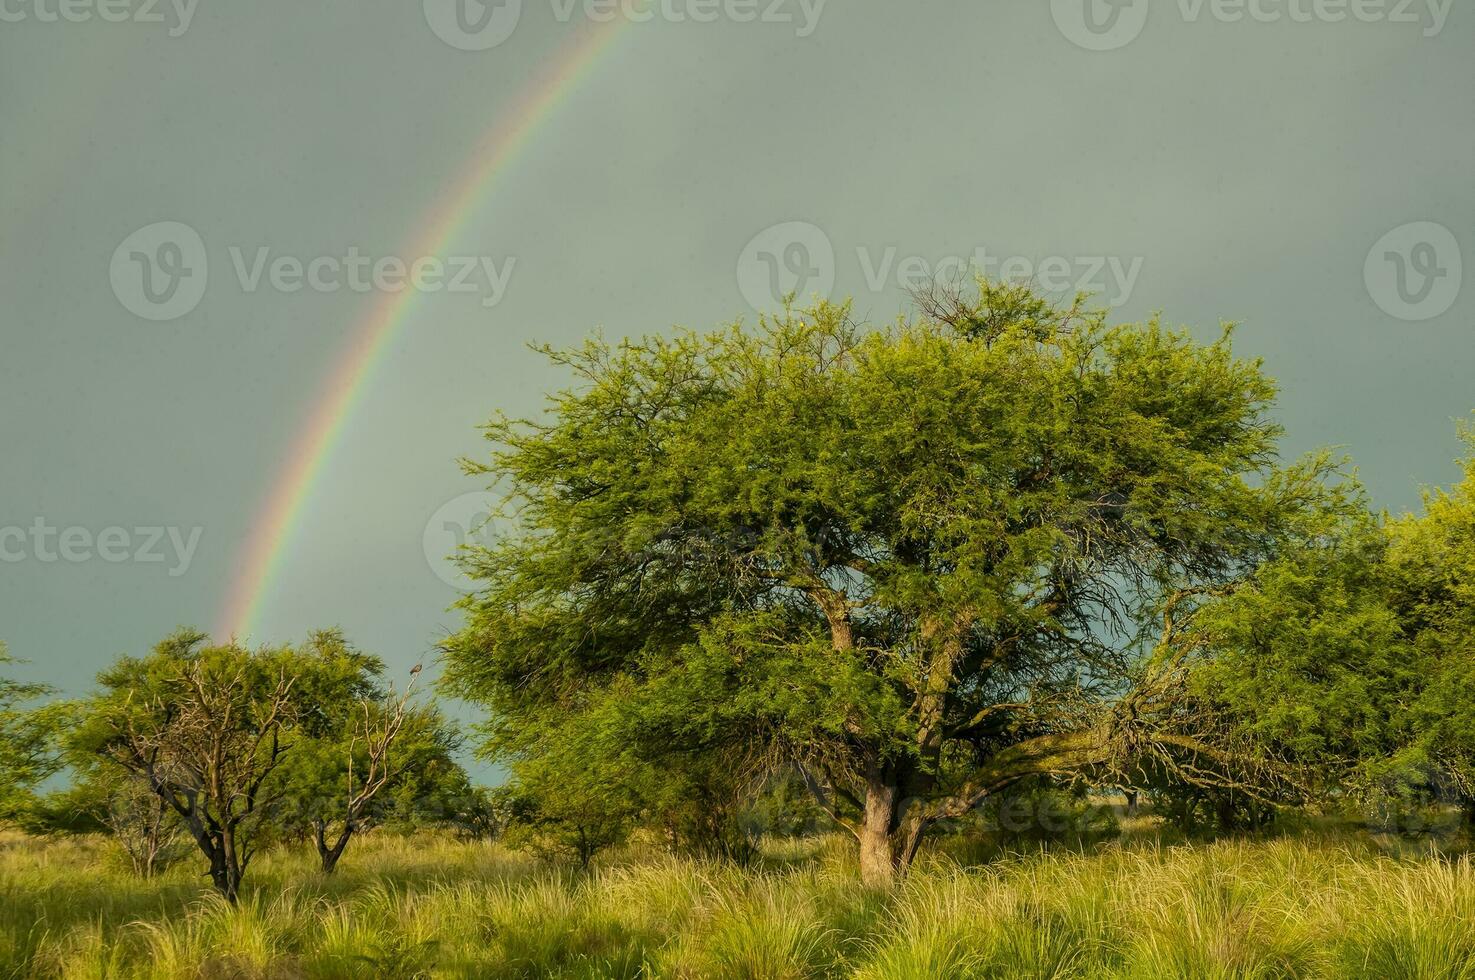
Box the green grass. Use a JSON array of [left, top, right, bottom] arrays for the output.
[[3, 826, 1474, 978]]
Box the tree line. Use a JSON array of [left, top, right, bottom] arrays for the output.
[[3, 279, 1473, 893], [2, 630, 476, 901]]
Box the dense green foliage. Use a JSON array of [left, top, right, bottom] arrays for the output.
[[1385, 426, 1475, 815], [59, 630, 466, 897], [442, 282, 1352, 882], [3, 278, 1475, 975], [0, 643, 57, 819], [1184, 423, 1475, 828], [266, 633, 467, 873]]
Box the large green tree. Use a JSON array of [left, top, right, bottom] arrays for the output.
[[1189, 418, 1475, 829], [1179, 519, 1412, 817], [443, 282, 1345, 883]]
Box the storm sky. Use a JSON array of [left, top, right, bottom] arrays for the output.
[[2, 0, 1471, 729]]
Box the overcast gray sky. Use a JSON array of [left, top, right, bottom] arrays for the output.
[[2, 1, 1471, 723]]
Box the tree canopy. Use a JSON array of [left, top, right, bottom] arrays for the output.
[[0, 642, 58, 819], [1181, 417, 1475, 830], [442, 282, 1350, 883], [68, 629, 464, 898]]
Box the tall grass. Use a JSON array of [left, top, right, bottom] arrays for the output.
[[2, 827, 1473, 978]]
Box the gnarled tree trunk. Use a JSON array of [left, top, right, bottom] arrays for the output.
[[183, 815, 246, 903], [856, 760, 931, 887], [858, 770, 899, 887], [315, 820, 354, 875]]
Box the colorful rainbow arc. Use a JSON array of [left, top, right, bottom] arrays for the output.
[[217, 20, 632, 640]]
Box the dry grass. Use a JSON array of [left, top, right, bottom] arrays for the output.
[[2, 827, 1473, 978]]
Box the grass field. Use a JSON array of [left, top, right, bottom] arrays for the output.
[[3, 825, 1474, 979]]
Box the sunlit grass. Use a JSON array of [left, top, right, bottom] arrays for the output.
[[2, 827, 1474, 978]]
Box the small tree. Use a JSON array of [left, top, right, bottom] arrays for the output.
[[75, 629, 465, 894], [492, 720, 638, 869], [26, 761, 189, 876], [73, 630, 304, 901], [1386, 418, 1475, 822], [280, 677, 464, 874], [102, 774, 188, 877], [446, 785, 504, 842], [495, 779, 631, 870], [0, 642, 59, 819]]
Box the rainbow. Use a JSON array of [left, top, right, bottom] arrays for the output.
[[217, 19, 632, 640]]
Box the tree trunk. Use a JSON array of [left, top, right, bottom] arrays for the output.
[[218, 867, 240, 903], [208, 851, 228, 898], [315, 821, 354, 875], [1214, 792, 1244, 833], [575, 826, 596, 870], [205, 845, 241, 903], [180, 814, 241, 903], [857, 763, 931, 887], [219, 827, 245, 903], [859, 775, 899, 887]]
